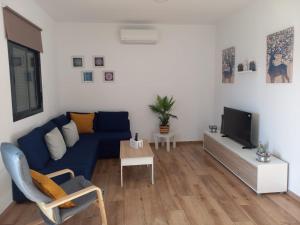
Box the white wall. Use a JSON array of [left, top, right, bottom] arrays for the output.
[[56, 23, 216, 141], [214, 0, 300, 196], [0, 0, 58, 213]]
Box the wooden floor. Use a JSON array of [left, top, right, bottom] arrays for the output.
[[1, 143, 300, 225]]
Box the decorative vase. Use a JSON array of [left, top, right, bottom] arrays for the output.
[[256, 151, 271, 162], [160, 125, 169, 134]]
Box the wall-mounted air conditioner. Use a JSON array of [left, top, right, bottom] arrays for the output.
[[120, 29, 159, 44]]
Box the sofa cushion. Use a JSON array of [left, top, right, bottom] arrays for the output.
[[52, 115, 70, 131], [42, 135, 99, 181], [95, 111, 130, 132], [85, 131, 131, 142], [66, 112, 97, 130], [70, 113, 95, 134], [45, 127, 67, 160], [62, 121, 79, 147], [18, 121, 56, 170]]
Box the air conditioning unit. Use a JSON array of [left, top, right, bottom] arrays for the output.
[[120, 29, 159, 44]]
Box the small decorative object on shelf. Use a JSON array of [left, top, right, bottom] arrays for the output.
[[244, 60, 249, 71], [256, 142, 271, 162], [238, 63, 244, 72], [130, 133, 143, 150], [249, 61, 256, 71], [209, 125, 217, 133]]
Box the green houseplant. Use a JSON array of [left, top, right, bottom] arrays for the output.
[[149, 95, 178, 134]]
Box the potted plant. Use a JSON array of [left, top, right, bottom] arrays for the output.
[[149, 95, 178, 134]]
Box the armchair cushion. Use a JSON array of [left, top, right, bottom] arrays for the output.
[[60, 176, 97, 221], [31, 170, 76, 208]]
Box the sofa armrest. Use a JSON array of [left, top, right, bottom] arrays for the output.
[[46, 169, 75, 179]]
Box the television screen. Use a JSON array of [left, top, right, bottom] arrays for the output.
[[222, 107, 254, 148]]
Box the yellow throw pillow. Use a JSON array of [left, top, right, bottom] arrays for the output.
[[70, 113, 95, 134], [30, 170, 76, 208]]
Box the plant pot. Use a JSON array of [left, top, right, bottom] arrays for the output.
[[160, 125, 169, 134]]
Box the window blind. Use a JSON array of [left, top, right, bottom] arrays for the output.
[[3, 7, 43, 52]]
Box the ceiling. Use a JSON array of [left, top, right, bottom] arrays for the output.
[[35, 0, 252, 24]]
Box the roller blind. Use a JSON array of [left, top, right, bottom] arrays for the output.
[[3, 7, 43, 52]]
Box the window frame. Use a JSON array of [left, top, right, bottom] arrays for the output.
[[8, 40, 43, 122]]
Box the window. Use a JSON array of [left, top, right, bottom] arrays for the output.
[[8, 41, 43, 121]]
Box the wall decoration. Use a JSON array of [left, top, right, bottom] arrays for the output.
[[103, 71, 114, 82], [249, 61, 256, 71], [222, 47, 235, 83], [82, 71, 94, 83], [266, 27, 294, 83], [238, 63, 244, 72], [93, 56, 104, 67], [72, 56, 84, 68]]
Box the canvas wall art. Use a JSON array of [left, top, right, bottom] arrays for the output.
[[222, 47, 235, 83], [266, 27, 294, 83]]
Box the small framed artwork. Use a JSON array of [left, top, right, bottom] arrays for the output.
[[82, 71, 94, 83], [72, 56, 85, 68], [103, 71, 114, 82], [93, 56, 105, 67]]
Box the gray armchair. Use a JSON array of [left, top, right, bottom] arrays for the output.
[[0, 143, 107, 225]]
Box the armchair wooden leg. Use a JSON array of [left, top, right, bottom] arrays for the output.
[[96, 188, 107, 225]]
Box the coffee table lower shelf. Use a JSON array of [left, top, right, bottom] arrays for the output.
[[120, 157, 154, 187], [120, 140, 154, 187]]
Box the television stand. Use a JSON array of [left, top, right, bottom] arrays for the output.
[[203, 131, 288, 194]]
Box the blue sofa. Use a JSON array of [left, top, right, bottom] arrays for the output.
[[13, 111, 131, 202]]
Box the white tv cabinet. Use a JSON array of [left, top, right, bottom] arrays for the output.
[[203, 132, 288, 194]]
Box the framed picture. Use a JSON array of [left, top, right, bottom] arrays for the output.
[[103, 71, 114, 82], [93, 56, 105, 67], [222, 47, 235, 84], [72, 56, 85, 68], [266, 27, 294, 83], [82, 71, 94, 83]]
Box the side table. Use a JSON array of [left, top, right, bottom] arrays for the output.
[[153, 132, 176, 152]]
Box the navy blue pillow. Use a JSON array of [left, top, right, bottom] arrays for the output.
[[95, 111, 130, 132], [51, 115, 70, 131], [18, 121, 57, 170]]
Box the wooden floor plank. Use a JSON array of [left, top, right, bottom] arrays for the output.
[[167, 210, 190, 225], [0, 143, 300, 225]]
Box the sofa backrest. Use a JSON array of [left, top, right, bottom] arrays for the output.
[[18, 121, 56, 170], [95, 111, 130, 132], [51, 114, 70, 131]]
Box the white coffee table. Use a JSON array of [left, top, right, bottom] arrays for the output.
[[120, 140, 154, 187], [153, 132, 176, 152]]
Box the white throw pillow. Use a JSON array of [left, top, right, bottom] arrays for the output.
[[45, 127, 67, 160], [62, 120, 79, 147]]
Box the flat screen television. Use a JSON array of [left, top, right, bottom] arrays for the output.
[[222, 107, 254, 148]]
